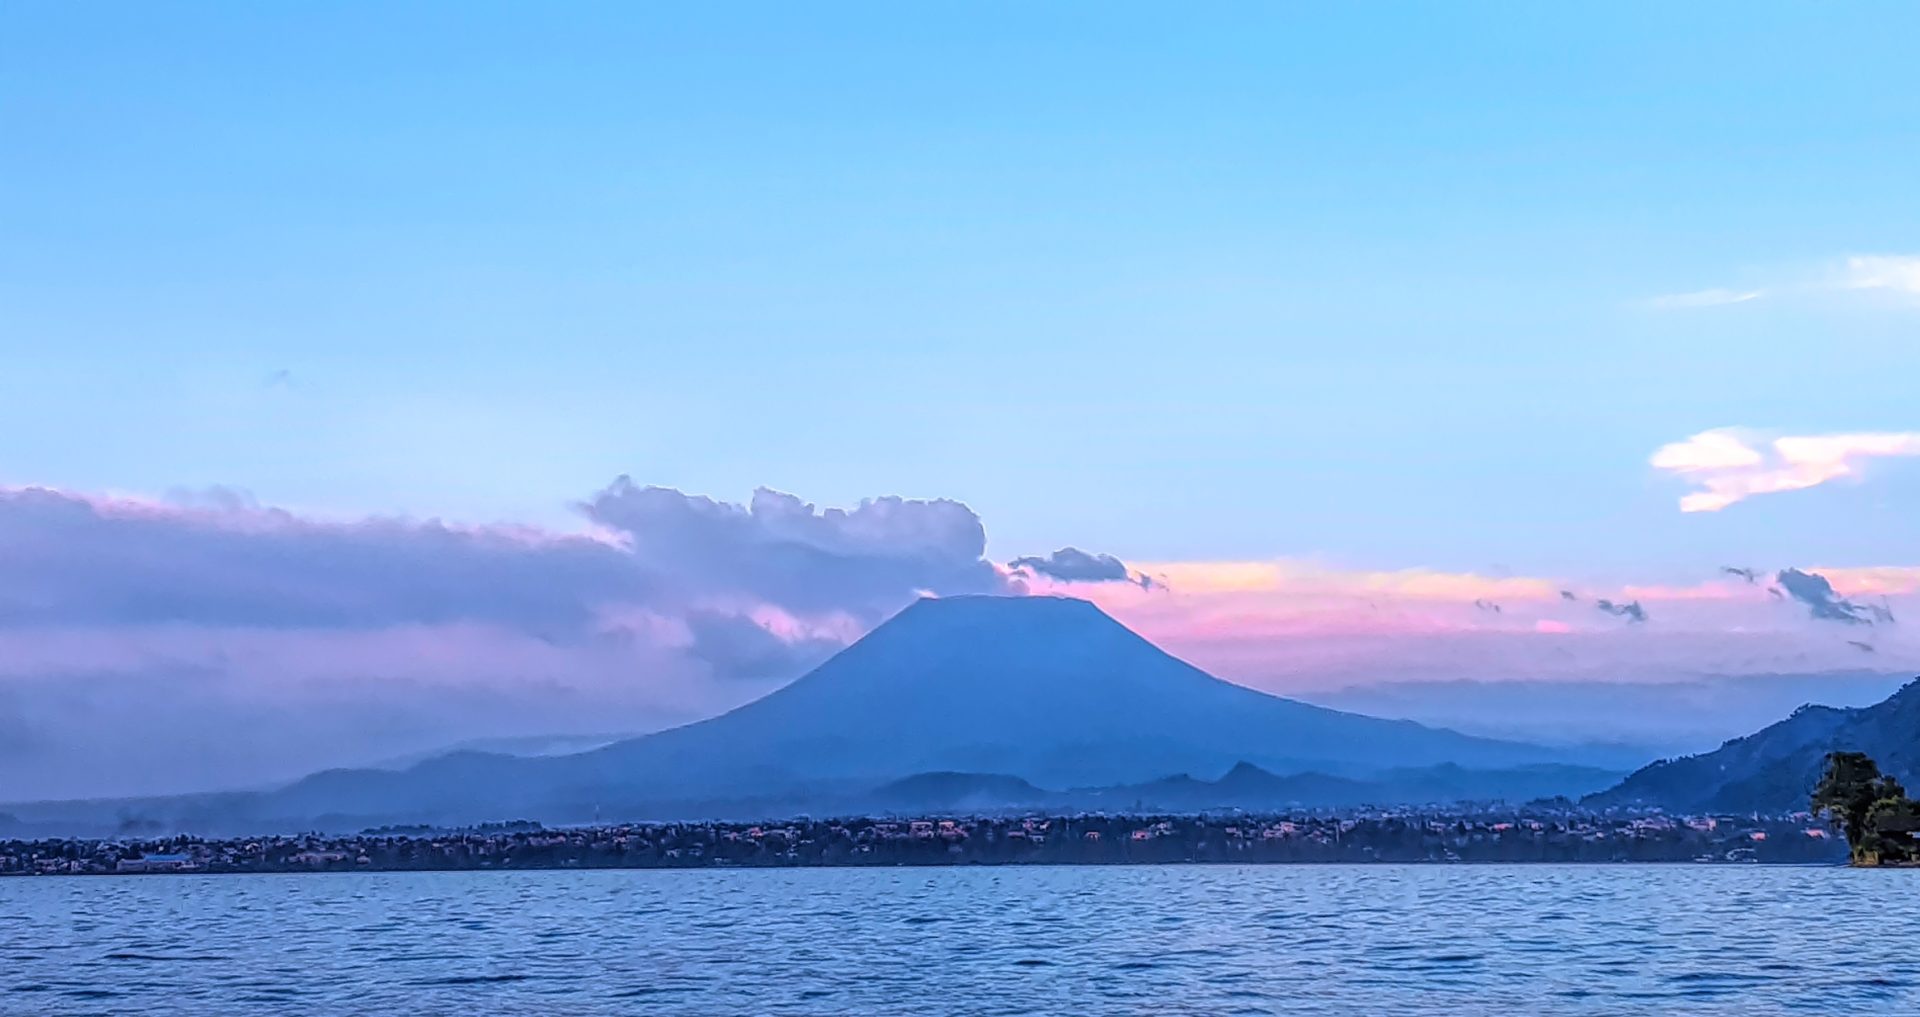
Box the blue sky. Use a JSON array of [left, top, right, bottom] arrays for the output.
[[5, 2, 1920, 579], [8, 4, 1920, 798]]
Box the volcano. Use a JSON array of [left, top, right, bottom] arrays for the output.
[[18, 596, 1576, 831], [561, 594, 1558, 788], [264, 596, 1561, 819]]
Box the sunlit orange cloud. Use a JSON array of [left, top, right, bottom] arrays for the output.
[[1039, 558, 1920, 690], [1815, 566, 1920, 596], [1136, 560, 1560, 601], [1129, 559, 1920, 608]]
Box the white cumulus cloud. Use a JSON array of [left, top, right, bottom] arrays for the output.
[[1651, 428, 1920, 512]]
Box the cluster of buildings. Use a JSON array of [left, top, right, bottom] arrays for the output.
[[0, 808, 1844, 875]]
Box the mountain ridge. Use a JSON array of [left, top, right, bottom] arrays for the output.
[[1588, 678, 1920, 812], [874, 759, 1623, 813]]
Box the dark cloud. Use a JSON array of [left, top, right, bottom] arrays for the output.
[[1473, 598, 1503, 615], [1847, 640, 1877, 654], [0, 481, 1015, 635], [0, 487, 646, 632], [1775, 568, 1879, 625], [1008, 547, 1153, 589], [0, 479, 1027, 799], [1559, 590, 1579, 602], [1720, 566, 1760, 584], [584, 480, 1010, 615], [1594, 599, 1648, 624]]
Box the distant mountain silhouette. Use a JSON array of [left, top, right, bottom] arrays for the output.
[[860, 760, 1622, 815], [867, 772, 1057, 812], [1075, 756, 1612, 809], [1589, 678, 1920, 813], [1095, 763, 1375, 810], [3, 596, 1588, 833]]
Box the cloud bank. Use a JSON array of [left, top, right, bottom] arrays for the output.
[[1057, 559, 1920, 697], [5, 477, 1920, 801], [0, 481, 1020, 799], [1651, 428, 1920, 511]]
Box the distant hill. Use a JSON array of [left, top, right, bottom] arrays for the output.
[[862, 760, 1623, 815], [361, 733, 634, 772], [1588, 678, 1920, 813], [3, 596, 1583, 833], [1090, 763, 1374, 811], [867, 772, 1057, 812]]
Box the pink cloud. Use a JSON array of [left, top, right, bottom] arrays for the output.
[[1039, 558, 1920, 692], [1651, 428, 1920, 512], [6, 477, 1919, 801], [0, 479, 1016, 799]]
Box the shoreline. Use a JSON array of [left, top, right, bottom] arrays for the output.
[[4, 857, 1857, 878], [4, 810, 1846, 875]]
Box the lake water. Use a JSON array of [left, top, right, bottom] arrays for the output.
[[4, 864, 1914, 1015]]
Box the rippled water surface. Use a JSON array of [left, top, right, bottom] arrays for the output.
[[4, 865, 1916, 1015]]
